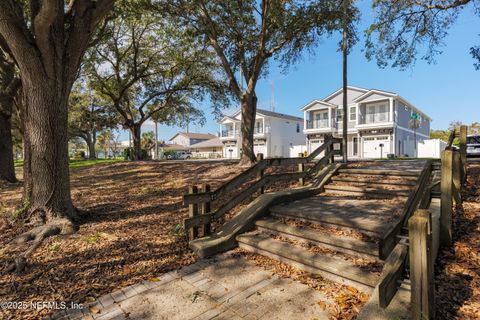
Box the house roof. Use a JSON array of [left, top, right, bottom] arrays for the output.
[[300, 99, 336, 111], [302, 86, 432, 121], [225, 108, 303, 122], [169, 132, 217, 141], [322, 86, 369, 102], [190, 137, 223, 149], [158, 143, 189, 151]]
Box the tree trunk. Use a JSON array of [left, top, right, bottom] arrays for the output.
[[0, 110, 16, 182], [87, 131, 97, 159], [21, 79, 76, 228], [131, 124, 142, 161], [239, 94, 257, 166]]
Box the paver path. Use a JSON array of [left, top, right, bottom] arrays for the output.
[[49, 253, 331, 320]]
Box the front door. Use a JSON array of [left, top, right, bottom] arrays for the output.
[[353, 137, 358, 156]]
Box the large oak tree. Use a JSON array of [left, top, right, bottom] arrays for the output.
[[0, 0, 114, 272], [366, 0, 480, 69], [85, 8, 227, 160], [68, 82, 117, 159], [159, 0, 341, 165]]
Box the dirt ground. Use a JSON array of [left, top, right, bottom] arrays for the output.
[[1, 160, 479, 319], [435, 162, 480, 319], [0, 161, 240, 320]]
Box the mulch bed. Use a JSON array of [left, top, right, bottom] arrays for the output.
[[435, 162, 480, 319], [0, 161, 240, 320]]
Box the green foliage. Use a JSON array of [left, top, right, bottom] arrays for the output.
[[366, 0, 480, 69], [84, 2, 226, 131]]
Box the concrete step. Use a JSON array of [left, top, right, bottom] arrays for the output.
[[255, 218, 379, 258], [236, 232, 378, 291], [324, 185, 411, 197], [338, 168, 421, 177]]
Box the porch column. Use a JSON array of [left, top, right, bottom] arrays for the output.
[[328, 107, 331, 128], [355, 103, 359, 125], [389, 98, 394, 122], [304, 111, 307, 130]]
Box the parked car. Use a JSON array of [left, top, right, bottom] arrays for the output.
[[166, 150, 192, 160], [467, 134, 480, 157]]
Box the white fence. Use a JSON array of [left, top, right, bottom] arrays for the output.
[[417, 139, 447, 158]]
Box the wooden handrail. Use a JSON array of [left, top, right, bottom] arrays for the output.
[[183, 137, 339, 205], [379, 160, 433, 259], [183, 144, 338, 231], [446, 129, 455, 148]]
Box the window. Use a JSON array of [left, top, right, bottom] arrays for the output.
[[337, 109, 344, 122], [296, 123, 300, 133], [349, 106, 356, 121]]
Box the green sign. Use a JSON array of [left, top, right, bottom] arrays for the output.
[[410, 113, 420, 120]]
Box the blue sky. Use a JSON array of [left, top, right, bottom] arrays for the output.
[[125, 1, 480, 142]]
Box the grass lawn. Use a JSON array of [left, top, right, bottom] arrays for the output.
[[14, 158, 124, 169]]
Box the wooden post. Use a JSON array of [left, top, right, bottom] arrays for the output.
[[200, 184, 211, 237], [188, 186, 199, 241], [459, 125, 467, 183], [452, 150, 461, 205], [409, 209, 435, 320], [440, 149, 453, 247], [256, 153, 264, 194], [298, 153, 305, 186]]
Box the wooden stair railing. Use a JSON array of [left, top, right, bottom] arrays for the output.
[[183, 137, 342, 240]]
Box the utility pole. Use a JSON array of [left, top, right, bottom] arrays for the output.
[[342, 0, 349, 163], [154, 120, 158, 160]]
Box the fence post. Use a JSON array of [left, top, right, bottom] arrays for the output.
[[200, 184, 211, 237], [459, 125, 467, 183], [409, 209, 435, 320], [298, 153, 305, 186], [452, 150, 461, 205], [256, 153, 264, 195], [440, 149, 453, 247], [188, 186, 199, 241]]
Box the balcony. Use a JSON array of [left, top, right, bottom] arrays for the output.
[[306, 119, 329, 129], [220, 129, 238, 138], [363, 112, 390, 124], [254, 126, 264, 134]]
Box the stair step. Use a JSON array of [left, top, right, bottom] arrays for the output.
[[255, 218, 379, 258], [324, 185, 411, 196], [329, 181, 415, 190], [332, 176, 417, 186], [339, 168, 421, 177], [236, 233, 378, 290], [269, 201, 397, 234]]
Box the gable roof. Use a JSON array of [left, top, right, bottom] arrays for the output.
[[352, 89, 397, 102], [169, 132, 217, 141], [190, 137, 223, 149], [300, 99, 336, 111], [226, 108, 302, 122], [323, 86, 369, 102]]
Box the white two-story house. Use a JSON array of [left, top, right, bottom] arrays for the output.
[[302, 86, 431, 158], [219, 109, 304, 158]]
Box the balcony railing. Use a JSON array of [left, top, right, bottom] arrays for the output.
[[254, 126, 264, 134], [363, 112, 390, 124], [306, 119, 329, 129], [221, 129, 238, 137]]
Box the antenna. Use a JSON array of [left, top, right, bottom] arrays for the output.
[[269, 80, 275, 112]]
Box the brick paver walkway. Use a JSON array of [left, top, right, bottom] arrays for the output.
[[47, 253, 331, 320]]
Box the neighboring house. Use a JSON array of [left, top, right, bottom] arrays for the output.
[[190, 138, 223, 159], [219, 108, 305, 158], [302, 86, 431, 158], [169, 132, 217, 148]]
